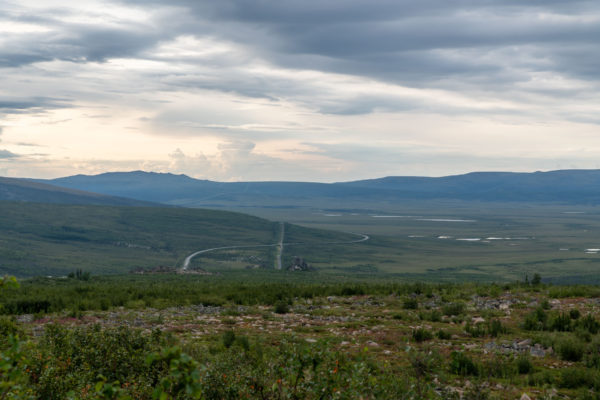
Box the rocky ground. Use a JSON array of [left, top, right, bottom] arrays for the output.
[[14, 286, 600, 399]]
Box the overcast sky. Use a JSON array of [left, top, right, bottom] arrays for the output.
[[1, 0, 599, 181]]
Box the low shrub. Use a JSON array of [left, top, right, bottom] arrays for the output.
[[465, 322, 486, 338], [450, 351, 478, 376], [550, 312, 572, 332], [488, 319, 507, 337], [578, 314, 600, 335], [222, 330, 236, 349], [403, 298, 419, 310], [412, 328, 433, 342], [443, 302, 465, 317], [516, 355, 534, 374], [481, 355, 515, 379], [274, 301, 290, 314], [560, 368, 596, 389], [523, 307, 548, 331], [558, 337, 586, 362], [436, 329, 451, 340]]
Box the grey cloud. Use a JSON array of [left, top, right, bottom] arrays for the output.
[[2, 0, 600, 135], [0, 53, 53, 67], [15, 142, 43, 147], [0, 149, 19, 159], [7, 0, 600, 87], [110, 0, 600, 121], [318, 95, 422, 115], [0, 97, 70, 115], [124, 0, 598, 24], [64, 27, 163, 62], [0, 7, 167, 68], [120, 1, 600, 77], [6, 2, 599, 95]]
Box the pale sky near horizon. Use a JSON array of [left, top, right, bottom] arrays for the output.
[[1, 0, 599, 181]]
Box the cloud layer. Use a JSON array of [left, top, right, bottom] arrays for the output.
[[1, 0, 599, 180]]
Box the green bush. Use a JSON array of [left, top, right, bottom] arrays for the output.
[[147, 346, 202, 399], [403, 298, 419, 310], [570, 309, 581, 320], [488, 319, 507, 337], [418, 310, 442, 322], [558, 337, 586, 362], [523, 307, 548, 331], [428, 310, 442, 322], [541, 299, 551, 310], [516, 355, 534, 374], [0, 337, 35, 399], [578, 314, 600, 334], [236, 335, 250, 351], [551, 312, 572, 332], [442, 302, 465, 316], [412, 328, 433, 342], [450, 351, 478, 376], [274, 301, 290, 314], [0, 317, 21, 343], [481, 355, 516, 379], [527, 370, 555, 388], [465, 322, 486, 338], [436, 329, 451, 340], [560, 368, 596, 389], [31, 324, 168, 399], [222, 330, 236, 349]]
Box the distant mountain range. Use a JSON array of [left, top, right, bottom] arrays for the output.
[[27, 169, 600, 207], [0, 176, 153, 206]]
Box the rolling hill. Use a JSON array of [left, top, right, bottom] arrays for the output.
[[0, 201, 357, 277], [0, 176, 153, 206], [40, 169, 600, 207], [340, 170, 600, 203]]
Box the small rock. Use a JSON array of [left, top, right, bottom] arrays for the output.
[[517, 339, 532, 348], [520, 394, 531, 400], [530, 344, 546, 358], [16, 314, 33, 323], [484, 341, 497, 350]]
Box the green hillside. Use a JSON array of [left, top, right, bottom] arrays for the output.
[[0, 202, 288, 277], [0, 177, 153, 206]]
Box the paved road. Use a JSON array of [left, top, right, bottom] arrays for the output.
[[182, 244, 278, 271], [181, 231, 370, 272], [276, 222, 285, 270], [324, 233, 370, 244]]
